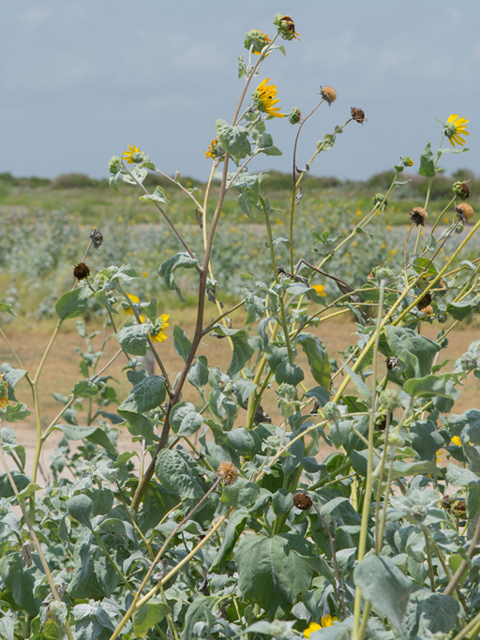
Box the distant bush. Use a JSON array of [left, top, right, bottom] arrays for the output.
[[50, 173, 97, 189]]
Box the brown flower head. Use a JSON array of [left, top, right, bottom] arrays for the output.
[[293, 492, 312, 510], [417, 292, 433, 311], [320, 86, 337, 105], [455, 202, 474, 223], [453, 181, 470, 200], [73, 262, 91, 280], [410, 207, 428, 227], [451, 499, 467, 518], [421, 304, 434, 316], [217, 461, 238, 485], [386, 356, 399, 370], [441, 495, 452, 510], [90, 228, 104, 249], [351, 107, 366, 124]]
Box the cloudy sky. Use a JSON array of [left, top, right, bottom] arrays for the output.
[[1, 1, 479, 182]]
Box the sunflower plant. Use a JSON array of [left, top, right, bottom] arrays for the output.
[[1, 11, 480, 640]]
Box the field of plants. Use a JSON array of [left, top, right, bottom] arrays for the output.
[[2, 10, 480, 640]]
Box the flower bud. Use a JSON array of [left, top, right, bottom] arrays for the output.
[[323, 402, 340, 420], [244, 29, 271, 54], [452, 181, 470, 200], [388, 433, 405, 447], [273, 13, 300, 41], [204, 137, 225, 160], [378, 389, 402, 411], [373, 193, 388, 209], [108, 156, 121, 174], [287, 107, 302, 125], [400, 156, 414, 167]]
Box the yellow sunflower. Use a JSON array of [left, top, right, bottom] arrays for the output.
[[445, 114, 469, 148], [451, 436, 462, 446], [123, 144, 143, 164], [312, 284, 326, 297], [0, 374, 9, 409], [124, 293, 140, 314], [253, 79, 284, 118], [149, 314, 170, 343], [304, 615, 339, 637]]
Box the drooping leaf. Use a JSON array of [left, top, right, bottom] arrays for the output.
[[385, 325, 441, 379], [158, 252, 198, 302], [173, 324, 192, 362], [133, 599, 171, 636], [215, 119, 251, 160], [116, 323, 151, 356], [155, 449, 203, 499], [295, 334, 331, 389], [419, 142, 435, 178], [170, 402, 203, 437]]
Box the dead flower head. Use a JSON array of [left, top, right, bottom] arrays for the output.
[[90, 228, 104, 249], [217, 462, 238, 485], [273, 14, 300, 41], [73, 262, 91, 280], [455, 202, 474, 224], [417, 292, 433, 311], [293, 492, 313, 510], [351, 107, 366, 124], [320, 86, 337, 105], [410, 207, 428, 227]]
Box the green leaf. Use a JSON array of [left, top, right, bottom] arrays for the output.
[[353, 555, 412, 635], [236, 533, 314, 619], [72, 380, 99, 398], [237, 184, 261, 219], [0, 472, 29, 498], [133, 599, 171, 636], [221, 477, 260, 508], [155, 449, 203, 499], [404, 374, 457, 399], [187, 355, 209, 390], [343, 363, 371, 404], [66, 495, 93, 529], [182, 596, 218, 640], [227, 427, 262, 456], [215, 119, 251, 160], [211, 508, 249, 568], [213, 326, 255, 376], [158, 252, 198, 302], [447, 300, 473, 321], [56, 424, 117, 455], [170, 402, 203, 437], [419, 142, 435, 178], [295, 334, 331, 389], [410, 419, 444, 461], [118, 375, 166, 436], [0, 402, 32, 422], [55, 287, 92, 321], [0, 301, 16, 316], [385, 325, 441, 379], [44, 601, 68, 639], [173, 325, 192, 362], [404, 590, 459, 637], [275, 362, 304, 386], [139, 186, 169, 204], [244, 293, 266, 324], [116, 323, 151, 356]]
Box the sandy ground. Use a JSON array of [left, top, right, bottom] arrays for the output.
[[1, 315, 479, 480]]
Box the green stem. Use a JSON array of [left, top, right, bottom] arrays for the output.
[[352, 282, 384, 640]]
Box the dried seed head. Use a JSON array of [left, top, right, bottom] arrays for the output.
[[320, 86, 337, 105], [453, 181, 470, 200], [421, 304, 434, 316], [73, 262, 91, 280], [410, 207, 428, 226], [90, 228, 104, 249], [351, 107, 366, 124], [455, 202, 474, 223], [417, 292, 433, 311], [386, 356, 399, 370], [217, 461, 238, 485], [441, 495, 452, 509], [273, 14, 300, 41], [293, 492, 312, 510], [451, 499, 467, 517]]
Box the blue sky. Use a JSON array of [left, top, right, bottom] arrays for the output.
[[1, 1, 479, 181]]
